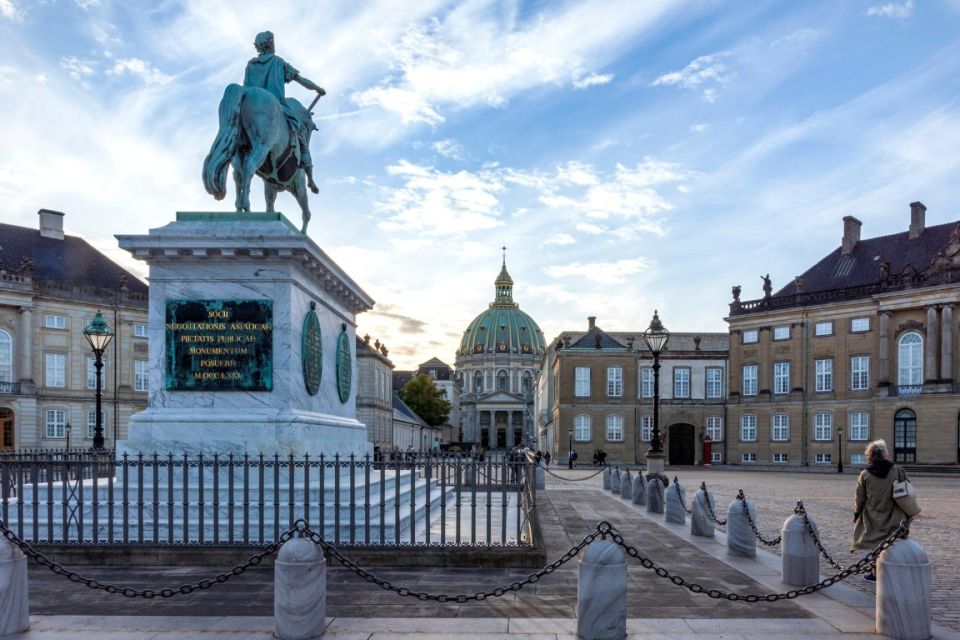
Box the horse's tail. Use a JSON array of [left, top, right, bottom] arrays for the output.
[[202, 83, 244, 200]]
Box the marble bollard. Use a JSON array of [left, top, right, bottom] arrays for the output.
[[631, 475, 646, 506], [781, 514, 819, 586], [646, 478, 664, 514], [726, 499, 756, 558], [619, 471, 632, 500], [0, 537, 28, 635], [690, 491, 714, 538], [577, 539, 627, 640], [610, 467, 621, 493], [664, 483, 686, 525], [535, 465, 545, 490], [464, 465, 476, 486], [877, 540, 932, 640], [602, 466, 612, 490], [274, 537, 326, 640]]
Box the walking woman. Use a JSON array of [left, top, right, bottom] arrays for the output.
[[851, 439, 910, 581]]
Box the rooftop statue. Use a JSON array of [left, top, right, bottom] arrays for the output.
[[202, 31, 325, 233]]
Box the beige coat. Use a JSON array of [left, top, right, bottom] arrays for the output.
[[851, 463, 908, 551]]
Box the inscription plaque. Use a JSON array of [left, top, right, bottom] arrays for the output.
[[301, 302, 322, 395], [165, 299, 273, 391], [336, 323, 352, 403]]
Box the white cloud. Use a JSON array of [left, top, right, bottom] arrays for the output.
[[576, 222, 608, 234], [545, 258, 651, 284], [432, 138, 464, 159], [60, 56, 97, 82], [689, 123, 709, 133], [352, 85, 444, 126], [543, 233, 576, 246], [651, 52, 736, 102], [0, 0, 23, 22], [770, 28, 829, 48], [573, 72, 614, 89], [867, 0, 913, 18], [75, 0, 100, 9], [107, 58, 174, 85]]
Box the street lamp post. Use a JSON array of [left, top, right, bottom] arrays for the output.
[[641, 310, 670, 479], [568, 428, 574, 469], [837, 426, 844, 473], [83, 311, 114, 451], [65, 422, 71, 451]]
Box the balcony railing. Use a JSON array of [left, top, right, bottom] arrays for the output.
[[890, 385, 923, 397], [0, 382, 20, 395]]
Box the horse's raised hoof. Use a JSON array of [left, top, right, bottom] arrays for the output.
[[309, 184, 319, 195]]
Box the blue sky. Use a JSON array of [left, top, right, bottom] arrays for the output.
[[2, 0, 960, 368]]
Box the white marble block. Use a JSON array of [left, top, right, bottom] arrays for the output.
[[577, 539, 626, 640], [0, 538, 29, 635], [726, 498, 756, 558], [602, 466, 611, 490], [664, 482, 686, 525], [781, 514, 819, 586], [877, 540, 932, 640], [274, 537, 326, 640], [646, 478, 664, 514], [689, 490, 714, 538], [631, 475, 646, 506], [535, 465, 545, 490], [610, 466, 621, 493], [619, 471, 632, 500]]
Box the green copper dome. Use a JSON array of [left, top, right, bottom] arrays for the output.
[[458, 260, 546, 356]]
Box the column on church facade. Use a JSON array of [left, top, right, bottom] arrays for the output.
[[926, 306, 938, 383], [487, 411, 496, 449], [18, 306, 33, 382], [941, 305, 953, 382], [507, 411, 515, 448], [878, 311, 890, 385]]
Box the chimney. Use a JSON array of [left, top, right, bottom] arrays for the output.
[[909, 201, 926, 240], [841, 215, 861, 255], [38, 209, 65, 240], [587, 316, 596, 330]]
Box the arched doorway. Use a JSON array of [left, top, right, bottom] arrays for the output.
[[668, 423, 696, 465], [0, 408, 13, 451], [894, 408, 917, 463]]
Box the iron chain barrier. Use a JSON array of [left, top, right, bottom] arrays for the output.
[[795, 501, 848, 571], [675, 476, 692, 515], [700, 482, 727, 527], [737, 489, 782, 546], [541, 465, 607, 482]]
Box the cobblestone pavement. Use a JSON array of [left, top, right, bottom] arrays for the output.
[[543, 465, 960, 632]]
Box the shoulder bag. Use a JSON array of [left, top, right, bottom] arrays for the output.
[[892, 466, 921, 517]]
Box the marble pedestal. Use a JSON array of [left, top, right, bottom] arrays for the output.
[[275, 537, 326, 640], [577, 540, 626, 640], [619, 471, 632, 500], [610, 467, 621, 493], [0, 538, 28, 635], [664, 483, 686, 524], [726, 499, 757, 558], [877, 540, 932, 640], [781, 514, 819, 586], [644, 451, 665, 478], [630, 475, 646, 506]]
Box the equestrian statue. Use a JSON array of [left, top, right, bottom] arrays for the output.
[[202, 31, 324, 233]]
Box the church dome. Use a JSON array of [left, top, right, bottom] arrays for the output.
[[457, 260, 546, 356]]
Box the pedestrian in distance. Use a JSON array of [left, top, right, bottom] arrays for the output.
[[544, 451, 551, 466]]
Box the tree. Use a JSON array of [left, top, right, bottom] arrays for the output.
[[399, 374, 451, 427]]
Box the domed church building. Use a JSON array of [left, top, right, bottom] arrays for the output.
[[455, 258, 546, 449]]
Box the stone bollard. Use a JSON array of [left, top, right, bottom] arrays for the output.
[[610, 466, 621, 493], [619, 470, 632, 500], [464, 464, 476, 486], [577, 539, 627, 640], [781, 513, 819, 586], [646, 478, 664, 514], [535, 465, 545, 490], [274, 536, 326, 640], [726, 497, 756, 558], [876, 540, 932, 640], [664, 481, 686, 525], [602, 465, 612, 490], [631, 474, 646, 506], [690, 490, 714, 538], [0, 536, 29, 635]]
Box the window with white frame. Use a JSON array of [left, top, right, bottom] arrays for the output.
[[772, 453, 788, 463], [497, 369, 508, 391], [850, 411, 869, 441], [673, 367, 690, 398], [741, 452, 757, 463], [742, 329, 758, 344], [814, 412, 832, 441], [705, 416, 723, 441], [0, 330, 11, 383], [574, 415, 591, 441], [814, 321, 833, 336], [815, 359, 833, 392], [574, 367, 591, 397], [851, 453, 866, 464], [815, 453, 832, 464], [850, 317, 870, 332], [44, 314, 66, 330], [134, 360, 149, 392], [898, 333, 923, 387], [850, 355, 869, 391], [773, 326, 790, 340], [45, 353, 65, 388], [606, 415, 623, 441], [771, 413, 789, 441], [640, 416, 653, 442], [705, 367, 722, 398], [86, 356, 108, 389], [134, 323, 148, 338], [474, 370, 483, 393], [710, 452, 722, 463], [44, 409, 66, 438], [606, 367, 623, 397], [742, 364, 758, 396], [773, 362, 790, 395], [87, 410, 97, 439], [640, 367, 653, 398], [740, 415, 757, 441]]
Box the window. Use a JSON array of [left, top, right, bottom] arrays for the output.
[[428, 369, 438, 379], [86, 356, 108, 389], [606, 367, 623, 397], [740, 415, 757, 441], [474, 370, 483, 393], [815, 359, 833, 392], [521, 370, 532, 395], [815, 453, 832, 464], [814, 321, 833, 336], [605, 415, 623, 441], [850, 317, 870, 333], [44, 409, 66, 439], [574, 415, 591, 441], [772, 414, 789, 441], [705, 367, 722, 398], [741, 452, 757, 463], [640, 416, 653, 442], [742, 329, 758, 344], [772, 453, 788, 463], [814, 413, 832, 441], [134, 323, 148, 338], [45, 353, 65, 388], [898, 332, 923, 387], [574, 367, 590, 397], [134, 360, 149, 392], [742, 365, 758, 396], [851, 355, 869, 391], [497, 369, 508, 391], [850, 411, 869, 441], [705, 416, 723, 442], [673, 367, 690, 398], [851, 453, 866, 465], [87, 410, 98, 439], [640, 367, 653, 398], [773, 326, 790, 340], [710, 452, 722, 463], [44, 314, 66, 330], [0, 330, 11, 383], [773, 362, 790, 395]]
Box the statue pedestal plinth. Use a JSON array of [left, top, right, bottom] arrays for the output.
[[116, 212, 374, 457], [645, 450, 667, 484]]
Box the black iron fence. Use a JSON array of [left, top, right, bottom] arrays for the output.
[[0, 452, 535, 549]]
